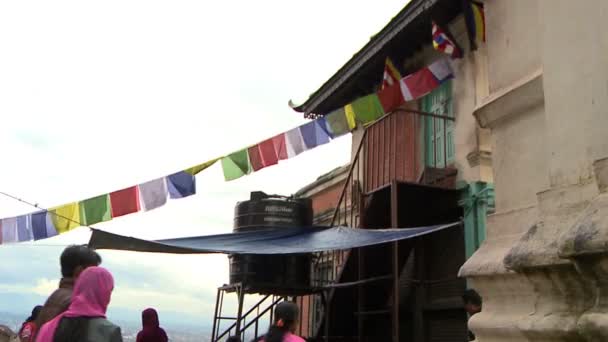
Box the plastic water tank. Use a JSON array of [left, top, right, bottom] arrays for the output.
[[229, 191, 313, 294]]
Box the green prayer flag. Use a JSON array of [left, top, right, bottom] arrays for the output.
[[325, 108, 350, 137], [79, 195, 111, 225], [351, 94, 385, 126], [221, 149, 252, 181]]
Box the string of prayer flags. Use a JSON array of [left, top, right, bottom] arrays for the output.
[[110, 187, 140, 218], [80, 195, 112, 226], [138, 178, 168, 211], [167, 171, 196, 199], [0, 58, 459, 246]]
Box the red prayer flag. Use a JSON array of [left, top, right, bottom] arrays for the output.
[[248, 145, 265, 172], [272, 134, 288, 160], [377, 82, 405, 113], [402, 68, 440, 99], [259, 138, 279, 167], [110, 186, 140, 218]]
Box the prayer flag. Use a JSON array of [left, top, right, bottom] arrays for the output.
[[377, 81, 405, 113], [427, 58, 454, 82], [299, 121, 330, 149], [464, 0, 486, 51], [259, 138, 279, 168], [272, 134, 288, 161], [31, 211, 57, 240], [344, 104, 357, 130], [285, 128, 305, 157], [80, 194, 111, 225], [351, 94, 385, 126], [381, 57, 402, 89], [222, 149, 251, 181], [110, 187, 140, 218], [1, 217, 17, 243], [167, 171, 196, 199], [17, 215, 31, 242], [138, 177, 168, 211], [248, 145, 265, 172], [400, 68, 440, 100], [184, 158, 219, 176], [324, 108, 350, 138], [50, 203, 81, 234], [432, 21, 463, 59]]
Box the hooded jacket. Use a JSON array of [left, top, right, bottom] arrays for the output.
[[136, 308, 168, 342]]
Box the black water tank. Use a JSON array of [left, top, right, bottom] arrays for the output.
[[229, 192, 313, 294]]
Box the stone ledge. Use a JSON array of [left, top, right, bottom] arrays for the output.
[[467, 149, 492, 168], [474, 68, 544, 129]]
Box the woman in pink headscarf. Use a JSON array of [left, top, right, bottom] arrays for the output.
[[36, 266, 122, 342], [136, 308, 168, 342]]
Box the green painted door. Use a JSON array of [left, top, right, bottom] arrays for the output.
[[422, 81, 454, 168]]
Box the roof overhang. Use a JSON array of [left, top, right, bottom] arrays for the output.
[[291, 0, 462, 117]]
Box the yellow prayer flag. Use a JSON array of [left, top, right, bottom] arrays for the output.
[[50, 202, 81, 234], [344, 104, 357, 131], [184, 158, 219, 176]]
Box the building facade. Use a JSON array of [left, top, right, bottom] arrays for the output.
[[460, 0, 608, 341], [290, 0, 496, 340]]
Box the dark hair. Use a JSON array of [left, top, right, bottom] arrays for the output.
[[26, 305, 43, 322], [264, 302, 299, 342], [53, 317, 91, 342], [463, 289, 482, 306], [226, 337, 241, 342], [60, 245, 102, 278]]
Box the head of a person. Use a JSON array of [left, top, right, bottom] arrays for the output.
[[70, 266, 114, 317], [60, 245, 102, 279], [142, 308, 161, 329], [225, 337, 241, 342], [26, 305, 43, 323], [463, 289, 482, 315], [274, 301, 299, 332]]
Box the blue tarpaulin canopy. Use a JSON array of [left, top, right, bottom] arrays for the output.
[[88, 222, 460, 255]]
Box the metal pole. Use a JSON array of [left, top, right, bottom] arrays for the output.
[[235, 285, 245, 336], [390, 181, 399, 342], [211, 288, 221, 342]]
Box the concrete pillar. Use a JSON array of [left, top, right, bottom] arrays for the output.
[[462, 0, 608, 341]]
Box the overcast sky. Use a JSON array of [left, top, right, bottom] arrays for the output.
[[0, 0, 408, 331]]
